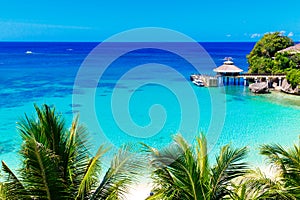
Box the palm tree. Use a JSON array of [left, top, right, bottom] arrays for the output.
[[220, 137, 300, 200], [230, 168, 293, 200], [1, 104, 142, 200], [143, 133, 248, 200], [259, 137, 300, 199]]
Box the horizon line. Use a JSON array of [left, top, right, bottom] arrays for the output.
[[0, 41, 261, 43], [0, 40, 298, 43]]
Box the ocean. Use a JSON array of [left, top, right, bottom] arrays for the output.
[[1, 42, 300, 169]]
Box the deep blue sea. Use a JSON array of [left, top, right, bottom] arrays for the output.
[[1, 42, 300, 169]]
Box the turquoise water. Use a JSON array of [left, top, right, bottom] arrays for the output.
[[88, 83, 300, 166], [0, 42, 299, 169], [218, 86, 300, 165]]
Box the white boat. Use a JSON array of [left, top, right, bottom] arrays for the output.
[[25, 51, 33, 54], [192, 80, 205, 87]]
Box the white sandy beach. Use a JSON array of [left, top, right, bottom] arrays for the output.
[[125, 182, 153, 200]]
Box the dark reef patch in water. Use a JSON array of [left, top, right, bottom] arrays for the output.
[[69, 103, 81, 108], [0, 140, 16, 154]]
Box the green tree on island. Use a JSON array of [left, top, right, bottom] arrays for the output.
[[247, 32, 300, 88], [286, 68, 300, 88], [247, 32, 293, 74], [1, 104, 142, 200]]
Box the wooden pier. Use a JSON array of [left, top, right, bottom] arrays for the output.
[[191, 73, 286, 87], [237, 74, 286, 86], [237, 74, 286, 79]]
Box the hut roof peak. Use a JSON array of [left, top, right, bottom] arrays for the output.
[[213, 57, 243, 73]]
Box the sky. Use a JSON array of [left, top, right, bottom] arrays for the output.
[[0, 0, 299, 42]]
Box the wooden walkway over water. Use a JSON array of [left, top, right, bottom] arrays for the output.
[[236, 74, 286, 86], [191, 73, 287, 87], [237, 73, 286, 79]]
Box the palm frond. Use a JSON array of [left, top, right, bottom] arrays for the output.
[[1, 161, 27, 199], [230, 169, 273, 200], [62, 115, 92, 193], [0, 182, 6, 200], [143, 143, 182, 198], [145, 134, 212, 200], [209, 145, 248, 199], [172, 135, 202, 200], [91, 145, 143, 200], [195, 133, 209, 180], [260, 139, 300, 199], [17, 104, 66, 156], [20, 137, 67, 200], [76, 144, 110, 199]]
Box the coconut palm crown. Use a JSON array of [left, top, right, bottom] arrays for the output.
[[144, 133, 249, 200], [1, 104, 141, 200]]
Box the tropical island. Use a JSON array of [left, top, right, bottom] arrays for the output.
[[191, 32, 300, 95], [247, 32, 300, 94]]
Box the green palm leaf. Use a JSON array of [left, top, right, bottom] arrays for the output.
[[260, 138, 300, 199], [230, 168, 276, 200], [76, 144, 110, 199], [18, 104, 66, 156], [211, 145, 248, 199], [91, 145, 143, 200], [20, 137, 67, 199], [1, 161, 27, 199]]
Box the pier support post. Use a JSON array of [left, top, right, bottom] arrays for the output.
[[279, 77, 282, 86], [244, 78, 247, 86], [233, 78, 236, 85], [227, 77, 229, 85], [219, 76, 223, 86]]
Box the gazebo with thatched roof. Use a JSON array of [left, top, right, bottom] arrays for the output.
[[213, 58, 243, 85]]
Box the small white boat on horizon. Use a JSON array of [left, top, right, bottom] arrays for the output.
[[25, 51, 33, 54]]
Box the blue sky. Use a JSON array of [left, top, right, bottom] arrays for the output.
[[0, 0, 299, 42]]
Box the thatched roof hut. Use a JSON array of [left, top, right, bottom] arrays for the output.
[[277, 43, 300, 54], [213, 60, 243, 74]]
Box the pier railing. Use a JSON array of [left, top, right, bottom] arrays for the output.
[[237, 73, 286, 79], [190, 73, 287, 87]]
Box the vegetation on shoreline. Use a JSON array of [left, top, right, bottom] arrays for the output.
[[1, 104, 300, 199], [247, 32, 300, 88]]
